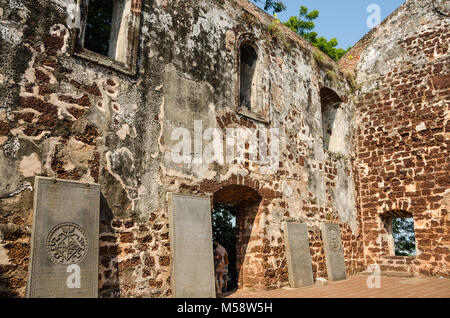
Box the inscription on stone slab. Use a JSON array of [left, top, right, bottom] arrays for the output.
[[168, 193, 215, 298], [282, 222, 314, 288], [321, 223, 347, 281], [26, 177, 100, 298]]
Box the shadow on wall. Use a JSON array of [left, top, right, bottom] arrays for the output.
[[239, 41, 258, 110], [98, 193, 121, 298], [307, 227, 329, 281], [320, 87, 343, 152], [0, 229, 18, 297], [0, 211, 31, 298], [0, 265, 20, 298], [0, 193, 120, 298], [235, 201, 261, 289]]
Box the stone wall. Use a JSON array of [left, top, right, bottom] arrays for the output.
[[340, 0, 449, 277], [3, 0, 447, 299], [0, 0, 364, 297]]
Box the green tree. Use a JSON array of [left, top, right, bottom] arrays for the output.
[[284, 6, 318, 36], [252, 0, 286, 13], [212, 204, 236, 246], [305, 32, 351, 62], [393, 218, 416, 256], [283, 5, 351, 61]]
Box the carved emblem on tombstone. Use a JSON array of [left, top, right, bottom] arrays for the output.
[[46, 222, 88, 265], [328, 225, 341, 252], [26, 177, 100, 298], [321, 223, 347, 281]]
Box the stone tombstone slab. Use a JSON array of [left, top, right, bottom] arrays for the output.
[[168, 193, 215, 298], [321, 223, 347, 281], [26, 177, 100, 298], [282, 222, 314, 288]]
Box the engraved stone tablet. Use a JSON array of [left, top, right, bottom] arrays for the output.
[[282, 222, 314, 288], [168, 193, 215, 298], [321, 223, 347, 281], [26, 177, 100, 298]]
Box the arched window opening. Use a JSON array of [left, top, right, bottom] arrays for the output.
[[239, 42, 258, 111], [320, 87, 344, 152]]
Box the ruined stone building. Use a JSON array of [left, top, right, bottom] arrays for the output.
[[0, 0, 448, 297]]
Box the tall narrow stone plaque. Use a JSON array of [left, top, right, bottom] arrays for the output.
[[321, 223, 347, 281], [26, 177, 100, 298], [282, 222, 314, 288], [168, 193, 215, 298]]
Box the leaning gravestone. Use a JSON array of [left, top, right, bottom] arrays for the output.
[[26, 177, 100, 298], [168, 193, 215, 298], [320, 222, 347, 281], [282, 222, 314, 287]]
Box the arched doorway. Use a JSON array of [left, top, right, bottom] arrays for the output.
[[320, 87, 344, 152], [212, 185, 262, 291]]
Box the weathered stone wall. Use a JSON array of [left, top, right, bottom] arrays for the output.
[[341, 0, 449, 277], [152, 0, 363, 291], [0, 0, 389, 298]]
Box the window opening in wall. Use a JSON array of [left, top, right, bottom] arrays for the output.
[[84, 0, 114, 57], [320, 87, 342, 151], [239, 42, 258, 111], [73, 0, 142, 75], [392, 217, 416, 256], [382, 211, 417, 257]]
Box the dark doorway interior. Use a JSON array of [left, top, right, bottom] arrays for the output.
[[212, 203, 237, 292], [212, 185, 262, 291]]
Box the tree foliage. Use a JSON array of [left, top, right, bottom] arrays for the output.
[[252, 0, 286, 13], [393, 218, 416, 256], [212, 204, 236, 247], [283, 5, 351, 61], [284, 6, 318, 36], [305, 33, 350, 62]]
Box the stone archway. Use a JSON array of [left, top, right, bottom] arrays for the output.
[[212, 185, 262, 289]]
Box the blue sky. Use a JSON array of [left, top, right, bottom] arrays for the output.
[[254, 0, 406, 49]]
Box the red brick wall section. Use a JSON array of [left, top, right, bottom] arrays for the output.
[[355, 20, 449, 276]]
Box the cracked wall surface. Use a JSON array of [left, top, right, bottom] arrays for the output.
[[341, 0, 449, 277], [1, 0, 446, 298]]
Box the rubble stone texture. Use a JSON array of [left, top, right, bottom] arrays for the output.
[[0, 0, 448, 297], [340, 0, 449, 278]]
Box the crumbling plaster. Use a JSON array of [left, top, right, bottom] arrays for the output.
[[0, 0, 362, 296]]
